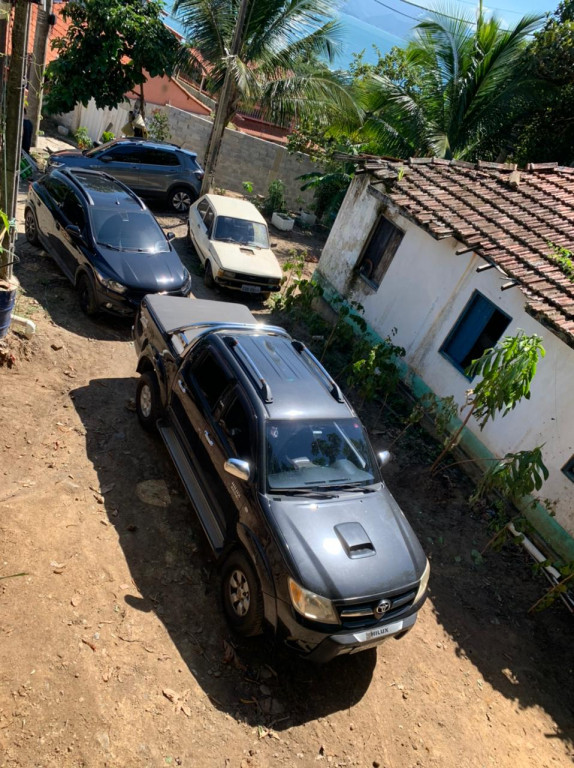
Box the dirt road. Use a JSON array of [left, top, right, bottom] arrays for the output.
[[0, 180, 572, 768]]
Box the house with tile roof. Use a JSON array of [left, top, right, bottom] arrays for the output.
[[315, 157, 574, 563]]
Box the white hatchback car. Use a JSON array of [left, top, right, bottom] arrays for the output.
[[187, 194, 283, 297]]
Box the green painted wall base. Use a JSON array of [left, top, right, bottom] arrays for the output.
[[314, 271, 574, 565]]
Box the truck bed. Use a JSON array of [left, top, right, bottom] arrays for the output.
[[143, 294, 258, 336]]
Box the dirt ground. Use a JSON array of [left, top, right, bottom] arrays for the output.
[[0, 147, 573, 768]]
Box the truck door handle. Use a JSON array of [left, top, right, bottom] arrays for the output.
[[204, 430, 213, 446], [178, 379, 187, 393]]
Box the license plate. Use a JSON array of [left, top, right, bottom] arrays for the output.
[[241, 285, 261, 293], [351, 614, 416, 644]]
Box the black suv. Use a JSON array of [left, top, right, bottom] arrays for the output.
[[134, 295, 429, 662], [46, 139, 205, 212], [25, 168, 192, 316]]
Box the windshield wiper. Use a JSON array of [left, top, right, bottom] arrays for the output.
[[271, 488, 339, 498], [97, 242, 122, 251], [325, 482, 376, 492]]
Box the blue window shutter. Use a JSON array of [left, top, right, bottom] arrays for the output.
[[442, 294, 493, 366]]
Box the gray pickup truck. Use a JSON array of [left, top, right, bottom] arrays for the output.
[[133, 294, 429, 662]]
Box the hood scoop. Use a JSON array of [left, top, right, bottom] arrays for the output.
[[239, 247, 255, 255], [334, 522, 375, 559]]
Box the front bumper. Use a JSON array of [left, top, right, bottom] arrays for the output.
[[94, 280, 193, 316], [215, 271, 281, 294], [275, 597, 420, 663]]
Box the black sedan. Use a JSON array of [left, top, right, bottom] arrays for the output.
[[24, 167, 192, 316]]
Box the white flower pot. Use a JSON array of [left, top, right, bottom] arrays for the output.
[[299, 211, 316, 226], [271, 212, 295, 232]]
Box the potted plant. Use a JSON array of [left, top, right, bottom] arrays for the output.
[[265, 179, 295, 231], [0, 208, 18, 339]]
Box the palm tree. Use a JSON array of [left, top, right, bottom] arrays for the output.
[[173, 0, 359, 123], [172, 0, 361, 187], [361, 7, 543, 161]]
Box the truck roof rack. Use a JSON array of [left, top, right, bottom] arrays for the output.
[[291, 340, 345, 403], [171, 321, 289, 349], [224, 337, 273, 403]]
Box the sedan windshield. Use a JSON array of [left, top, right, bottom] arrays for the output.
[[90, 209, 168, 253], [265, 419, 379, 492], [214, 216, 269, 248]]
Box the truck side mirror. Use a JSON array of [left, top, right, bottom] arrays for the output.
[[224, 458, 251, 482]]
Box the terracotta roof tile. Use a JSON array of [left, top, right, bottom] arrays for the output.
[[363, 158, 574, 347]]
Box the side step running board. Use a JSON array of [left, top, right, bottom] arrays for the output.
[[157, 420, 224, 553]]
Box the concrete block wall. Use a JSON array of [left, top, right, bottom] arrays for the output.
[[165, 106, 319, 208]]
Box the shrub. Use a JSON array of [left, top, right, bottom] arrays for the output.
[[263, 179, 286, 216], [147, 109, 171, 142], [74, 126, 92, 150]]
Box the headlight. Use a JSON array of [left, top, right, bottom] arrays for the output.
[[288, 577, 339, 624], [414, 559, 430, 603], [95, 272, 127, 294]]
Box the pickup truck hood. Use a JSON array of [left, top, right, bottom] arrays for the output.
[[265, 485, 427, 599], [212, 242, 282, 279], [98, 246, 187, 291]]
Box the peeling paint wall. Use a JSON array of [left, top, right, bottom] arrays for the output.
[[316, 175, 574, 555]]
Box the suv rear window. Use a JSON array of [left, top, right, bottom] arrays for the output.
[[265, 419, 378, 491], [140, 148, 180, 167]]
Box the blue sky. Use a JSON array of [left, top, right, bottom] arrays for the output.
[[332, 0, 555, 68]]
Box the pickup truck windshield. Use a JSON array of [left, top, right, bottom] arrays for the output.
[[265, 419, 379, 491], [214, 216, 269, 248]]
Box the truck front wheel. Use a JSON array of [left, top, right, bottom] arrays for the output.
[[221, 550, 264, 637], [136, 371, 161, 432]]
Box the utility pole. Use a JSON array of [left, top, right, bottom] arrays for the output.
[[1, 0, 31, 281], [28, 0, 53, 147], [200, 0, 250, 195]]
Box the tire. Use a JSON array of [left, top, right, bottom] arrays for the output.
[[77, 273, 99, 316], [135, 371, 161, 432], [204, 260, 215, 289], [24, 207, 40, 246], [168, 186, 195, 213], [221, 550, 264, 637]]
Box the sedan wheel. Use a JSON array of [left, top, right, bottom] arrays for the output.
[[77, 273, 99, 316], [24, 207, 40, 246], [204, 261, 215, 289]]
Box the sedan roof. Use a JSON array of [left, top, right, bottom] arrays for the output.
[[203, 194, 267, 225]]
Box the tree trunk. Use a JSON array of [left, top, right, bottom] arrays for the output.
[[28, 0, 52, 148], [1, 0, 31, 280], [200, 0, 250, 195]]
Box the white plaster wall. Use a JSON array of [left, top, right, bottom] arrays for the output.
[[317, 174, 574, 536]]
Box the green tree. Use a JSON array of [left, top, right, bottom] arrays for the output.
[[44, 0, 181, 115], [514, 1, 574, 165], [172, 0, 360, 130], [431, 331, 545, 472], [361, 9, 543, 160]]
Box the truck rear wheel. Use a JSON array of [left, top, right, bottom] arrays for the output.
[[221, 550, 264, 637], [136, 371, 161, 432]]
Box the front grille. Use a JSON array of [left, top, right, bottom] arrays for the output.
[[336, 588, 416, 629], [225, 272, 280, 287]]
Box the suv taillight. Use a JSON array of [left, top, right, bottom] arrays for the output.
[[196, 170, 204, 179]]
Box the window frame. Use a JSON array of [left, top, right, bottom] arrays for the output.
[[562, 455, 574, 483], [356, 213, 404, 288], [440, 290, 512, 378]]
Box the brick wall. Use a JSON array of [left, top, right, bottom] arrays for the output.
[[165, 106, 319, 208]]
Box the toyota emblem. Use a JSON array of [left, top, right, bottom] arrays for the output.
[[375, 599, 392, 617]]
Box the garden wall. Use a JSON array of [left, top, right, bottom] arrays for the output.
[[53, 101, 319, 209]]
